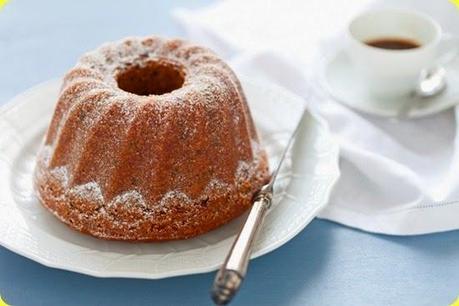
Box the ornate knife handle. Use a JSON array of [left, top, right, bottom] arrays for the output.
[[211, 190, 272, 305]]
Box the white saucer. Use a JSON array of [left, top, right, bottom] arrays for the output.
[[0, 77, 340, 279], [324, 50, 459, 118]]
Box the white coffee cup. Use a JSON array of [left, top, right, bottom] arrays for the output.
[[348, 9, 457, 98]]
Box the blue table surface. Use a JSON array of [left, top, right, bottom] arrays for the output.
[[1, 1, 459, 305]]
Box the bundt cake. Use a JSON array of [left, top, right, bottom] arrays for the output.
[[34, 36, 269, 241]]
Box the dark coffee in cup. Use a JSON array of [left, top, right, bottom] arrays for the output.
[[365, 38, 420, 50], [349, 10, 443, 97]]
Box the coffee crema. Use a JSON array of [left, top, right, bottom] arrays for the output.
[[365, 37, 421, 50]]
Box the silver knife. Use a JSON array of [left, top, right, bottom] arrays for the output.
[[210, 111, 305, 305]]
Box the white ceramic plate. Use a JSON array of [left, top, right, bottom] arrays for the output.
[[324, 50, 459, 118], [0, 77, 339, 279]]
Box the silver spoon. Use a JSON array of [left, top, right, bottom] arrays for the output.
[[413, 66, 447, 98], [398, 67, 447, 118]]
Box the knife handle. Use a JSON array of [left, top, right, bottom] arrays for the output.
[[211, 192, 272, 305]]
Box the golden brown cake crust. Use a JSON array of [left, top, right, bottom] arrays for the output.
[[34, 36, 269, 241]]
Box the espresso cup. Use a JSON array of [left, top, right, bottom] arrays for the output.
[[347, 9, 456, 98]]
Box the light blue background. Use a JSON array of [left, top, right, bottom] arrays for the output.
[[1, 1, 458, 305]]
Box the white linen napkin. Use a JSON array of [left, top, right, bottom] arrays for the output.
[[173, 0, 459, 235]]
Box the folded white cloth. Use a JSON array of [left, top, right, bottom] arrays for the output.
[[173, 0, 459, 235]]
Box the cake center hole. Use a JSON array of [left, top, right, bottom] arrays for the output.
[[116, 60, 185, 96]]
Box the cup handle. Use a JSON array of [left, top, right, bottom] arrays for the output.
[[436, 33, 459, 66]]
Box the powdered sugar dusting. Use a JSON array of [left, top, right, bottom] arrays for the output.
[[71, 182, 103, 203], [38, 143, 263, 212], [49, 166, 69, 187], [34, 36, 270, 240], [159, 191, 191, 209], [110, 190, 146, 209]]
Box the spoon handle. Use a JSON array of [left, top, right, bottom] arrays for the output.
[[211, 192, 271, 305]]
